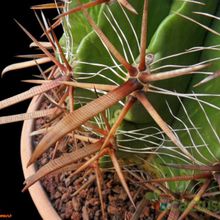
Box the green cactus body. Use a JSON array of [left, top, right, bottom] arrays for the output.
[[60, 0, 103, 54], [125, 0, 219, 124], [70, 0, 173, 116], [151, 3, 220, 193], [170, 4, 220, 165], [75, 0, 173, 82], [68, 1, 218, 127]]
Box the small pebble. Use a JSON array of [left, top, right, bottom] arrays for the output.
[[40, 157, 48, 165], [118, 190, 128, 201], [61, 192, 70, 202], [72, 197, 80, 211], [107, 205, 120, 215], [71, 212, 81, 220], [54, 191, 61, 199], [58, 186, 66, 193], [82, 206, 89, 220], [54, 199, 62, 211], [64, 201, 73, 219], [36, 110, 153, 220]]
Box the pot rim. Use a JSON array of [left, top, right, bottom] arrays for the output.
[[20, 95, 61, 220]]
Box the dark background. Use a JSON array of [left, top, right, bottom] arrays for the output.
[[0, 1, 61, 219]]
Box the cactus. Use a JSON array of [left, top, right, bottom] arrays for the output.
[[1, 0, 220, 218]]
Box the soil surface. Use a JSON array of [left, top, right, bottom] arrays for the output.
[[39, 161, 152, 220], [33, 99, 154, 220]]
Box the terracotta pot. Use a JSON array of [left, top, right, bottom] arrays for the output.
[[20, 96, 61, 220]]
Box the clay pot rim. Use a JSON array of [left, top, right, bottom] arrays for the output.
[[20, 95, 61, 220]]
